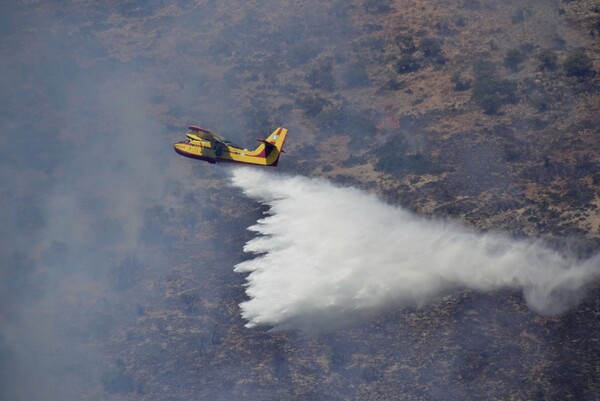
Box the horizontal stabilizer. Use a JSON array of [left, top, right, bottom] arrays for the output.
[[257, 139, 276, 153]]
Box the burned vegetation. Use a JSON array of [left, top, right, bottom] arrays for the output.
[[1, 0, 599, 400]]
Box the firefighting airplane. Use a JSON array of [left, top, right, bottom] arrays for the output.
[[174, 126, 288, 166]]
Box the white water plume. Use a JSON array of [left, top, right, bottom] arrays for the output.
[[231, 168, 600, 330]]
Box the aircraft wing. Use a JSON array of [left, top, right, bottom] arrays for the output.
[[189, 126, 228, 146]]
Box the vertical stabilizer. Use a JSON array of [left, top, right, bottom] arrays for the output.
[[255, 127, 288, 166]]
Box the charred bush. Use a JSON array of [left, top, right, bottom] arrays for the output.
[[345, 113, 377, 146], [563, 49, 593, 77], [378, 78, 406, 92], [287, 42, 321, 66], [471, 60, 517, 114], [536, 49, 557, 70], [315, 106, 345, 131], [419, 37, 443, 58], [455, 16, 467, 27], [529, 91, 551, 112], [141, 205, 174, 244], [0, 334, 13, 398], [451, 71, 472, 91], [435, 19, 457, 35], [245, 98, 276, 133], [111, 255, 141, 291], [340, 62, 370, 88], [472, 78, 517, 114], [462, 0, 481, 10], [329, 342, 350, 370], [395, 34, 417, 54], [376, 150, 444, 175], [511, 8, 531, 24], [306, 60, 336, 90], [472, 60, 496, 80], [563, 180, 595, 207], [504, 48, 526, 71], [396, 54, 421, 74], [296, 95, 329, 118], [363, 366, 382, 382], [180, 291, 200, 312], [101, 359, 134, 394], [364, 0, 393, 13], [354, 36, 386, 54]]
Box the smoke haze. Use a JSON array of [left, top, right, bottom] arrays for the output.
[[232, 167, 600, 330], [1, 0, 599, 399]]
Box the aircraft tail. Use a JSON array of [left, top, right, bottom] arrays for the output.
[[255, 127, 288, 166]]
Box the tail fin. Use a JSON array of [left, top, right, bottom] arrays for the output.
[[255, 127, 288, 166]]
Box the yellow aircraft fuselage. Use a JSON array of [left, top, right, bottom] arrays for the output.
[[174, 126, 288, 166]]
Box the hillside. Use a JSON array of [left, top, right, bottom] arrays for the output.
[[84, 0, 600, 241], [1, 0, 599, 400]]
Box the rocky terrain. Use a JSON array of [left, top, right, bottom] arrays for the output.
[[1, 0, 599, 400]]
